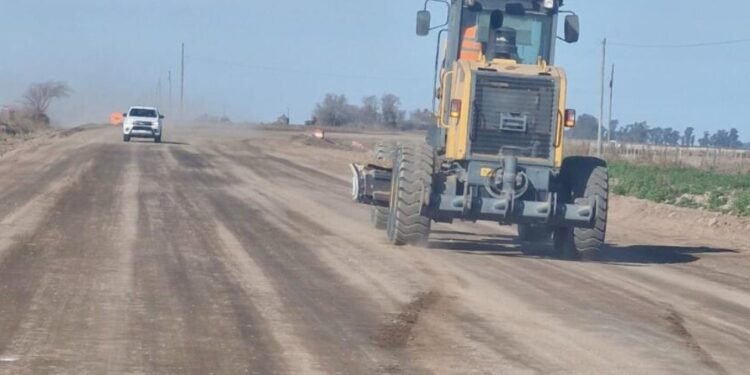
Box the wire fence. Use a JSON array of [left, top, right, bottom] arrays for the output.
[[565, 139, 750, 172]]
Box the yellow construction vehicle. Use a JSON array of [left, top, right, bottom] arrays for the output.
[[351, 0, 608, 259]]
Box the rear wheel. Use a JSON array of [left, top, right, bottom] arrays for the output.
[[553, 157, 609, 260], [517, 224, 553, 256], [517, 224, 552, 243], [386, 144, 434, 246], [374, 142, 397, 162], [370, 206, 388, 230]]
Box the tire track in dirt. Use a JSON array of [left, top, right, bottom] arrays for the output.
[[663, 308, 730, 375], [376, 291, 441, 349], [270, 139, 750, 375], [204, 140, 533, 374], [0, 145, 130, 373], [179, 143, 437, 373], [232, 136, 747, 373], [0, 144, 101, 221], [126, 146, 286, 375]]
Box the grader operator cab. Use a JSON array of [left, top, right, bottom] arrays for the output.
[[351, 0, 608, 259]]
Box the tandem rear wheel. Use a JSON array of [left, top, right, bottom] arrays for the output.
[[370, 206, 388, 230], [386, 144, 434, 246], [552, 157, 609, 260]]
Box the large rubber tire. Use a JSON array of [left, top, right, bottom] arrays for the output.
[[370, 206, 388, 230], [374, 142, 397, 162], [554, 157, 609, 260], [386, 144, 434, 245], [517, 224, 552, 243]]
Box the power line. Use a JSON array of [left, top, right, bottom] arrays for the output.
[[185, 55, 410, 81], [180, 43, 185, 120], [610, 38, 750, 49]]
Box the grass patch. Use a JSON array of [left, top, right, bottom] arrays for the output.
[[609, 161, 750, 216]]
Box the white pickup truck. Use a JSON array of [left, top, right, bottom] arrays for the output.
[[123, 106, 164, 143]]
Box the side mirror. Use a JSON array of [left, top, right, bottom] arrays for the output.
[[122, 112, 127, 117], [159, 115, 165, 119], [564, 14, 580, 43], [416, 10, 431, 36]]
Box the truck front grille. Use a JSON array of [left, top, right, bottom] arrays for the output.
[[470, 73, 558, 160]]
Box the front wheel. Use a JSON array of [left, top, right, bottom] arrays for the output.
[[386, 144, 434, 246], [553, 157, 609, 260], [154, 136, 162, 143], [123, 134, 130, 142]]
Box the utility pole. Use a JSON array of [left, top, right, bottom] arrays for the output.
[[180, 43, 185, 121], [607, 64, 615, 143], [168, 70, 173, 115], [156, 77, 162, 107], [598, 38, 607, 157]]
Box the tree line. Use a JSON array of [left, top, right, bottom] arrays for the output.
[[310, 93, 434, 130], [567, 114, 748, 149]]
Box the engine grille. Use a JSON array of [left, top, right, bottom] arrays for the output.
[[470, 73, 558, 160]]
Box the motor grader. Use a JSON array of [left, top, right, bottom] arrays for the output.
[[351, 0, 608, 259]]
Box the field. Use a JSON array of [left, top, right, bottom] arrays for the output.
[[566, 139, 750, 173], [566, 138, 750, 216], [609, 161, 750, 216]]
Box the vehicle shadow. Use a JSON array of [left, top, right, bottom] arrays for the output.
[[427, 233, 737, 265]]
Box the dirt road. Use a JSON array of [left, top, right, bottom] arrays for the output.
[[0, 125, 747, 374]]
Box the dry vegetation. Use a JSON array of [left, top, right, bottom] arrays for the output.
[[1, 81, 70, 139], [0, 109, 50, 136]]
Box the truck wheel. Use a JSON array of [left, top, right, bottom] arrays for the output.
[[386, 144, 433, 245], [370, 206, 388, 230], [123, 135, 130, 142], [374, 142, 397, 162], [518, 224, 553, 256], [554, 157, 609, 260], [155, 136, 162, 143], [517, 224, 552, 243]]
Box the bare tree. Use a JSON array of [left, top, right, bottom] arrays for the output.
[[359, 96, 380, 125], [381, 94, 401, 127], [313, 94, 354, 126], [400, 109, 434, 130], [23, 81, 71, 118]]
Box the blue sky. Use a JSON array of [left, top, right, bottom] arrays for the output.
[[1, 1, 748, 139]]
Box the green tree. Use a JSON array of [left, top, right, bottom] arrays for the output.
[[381, 94, 402, 127], [663, 127, 681, 146], [683, 127, 695, 147], [710, 129, 730, 148], [729, 128, 742, 148], [567, 113, 599, 140], [620, 121, 649, 143]]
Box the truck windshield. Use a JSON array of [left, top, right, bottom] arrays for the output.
[[129, 108, 157, 117], [460, 9, 554, 65], [502, 13, 553, 64]]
